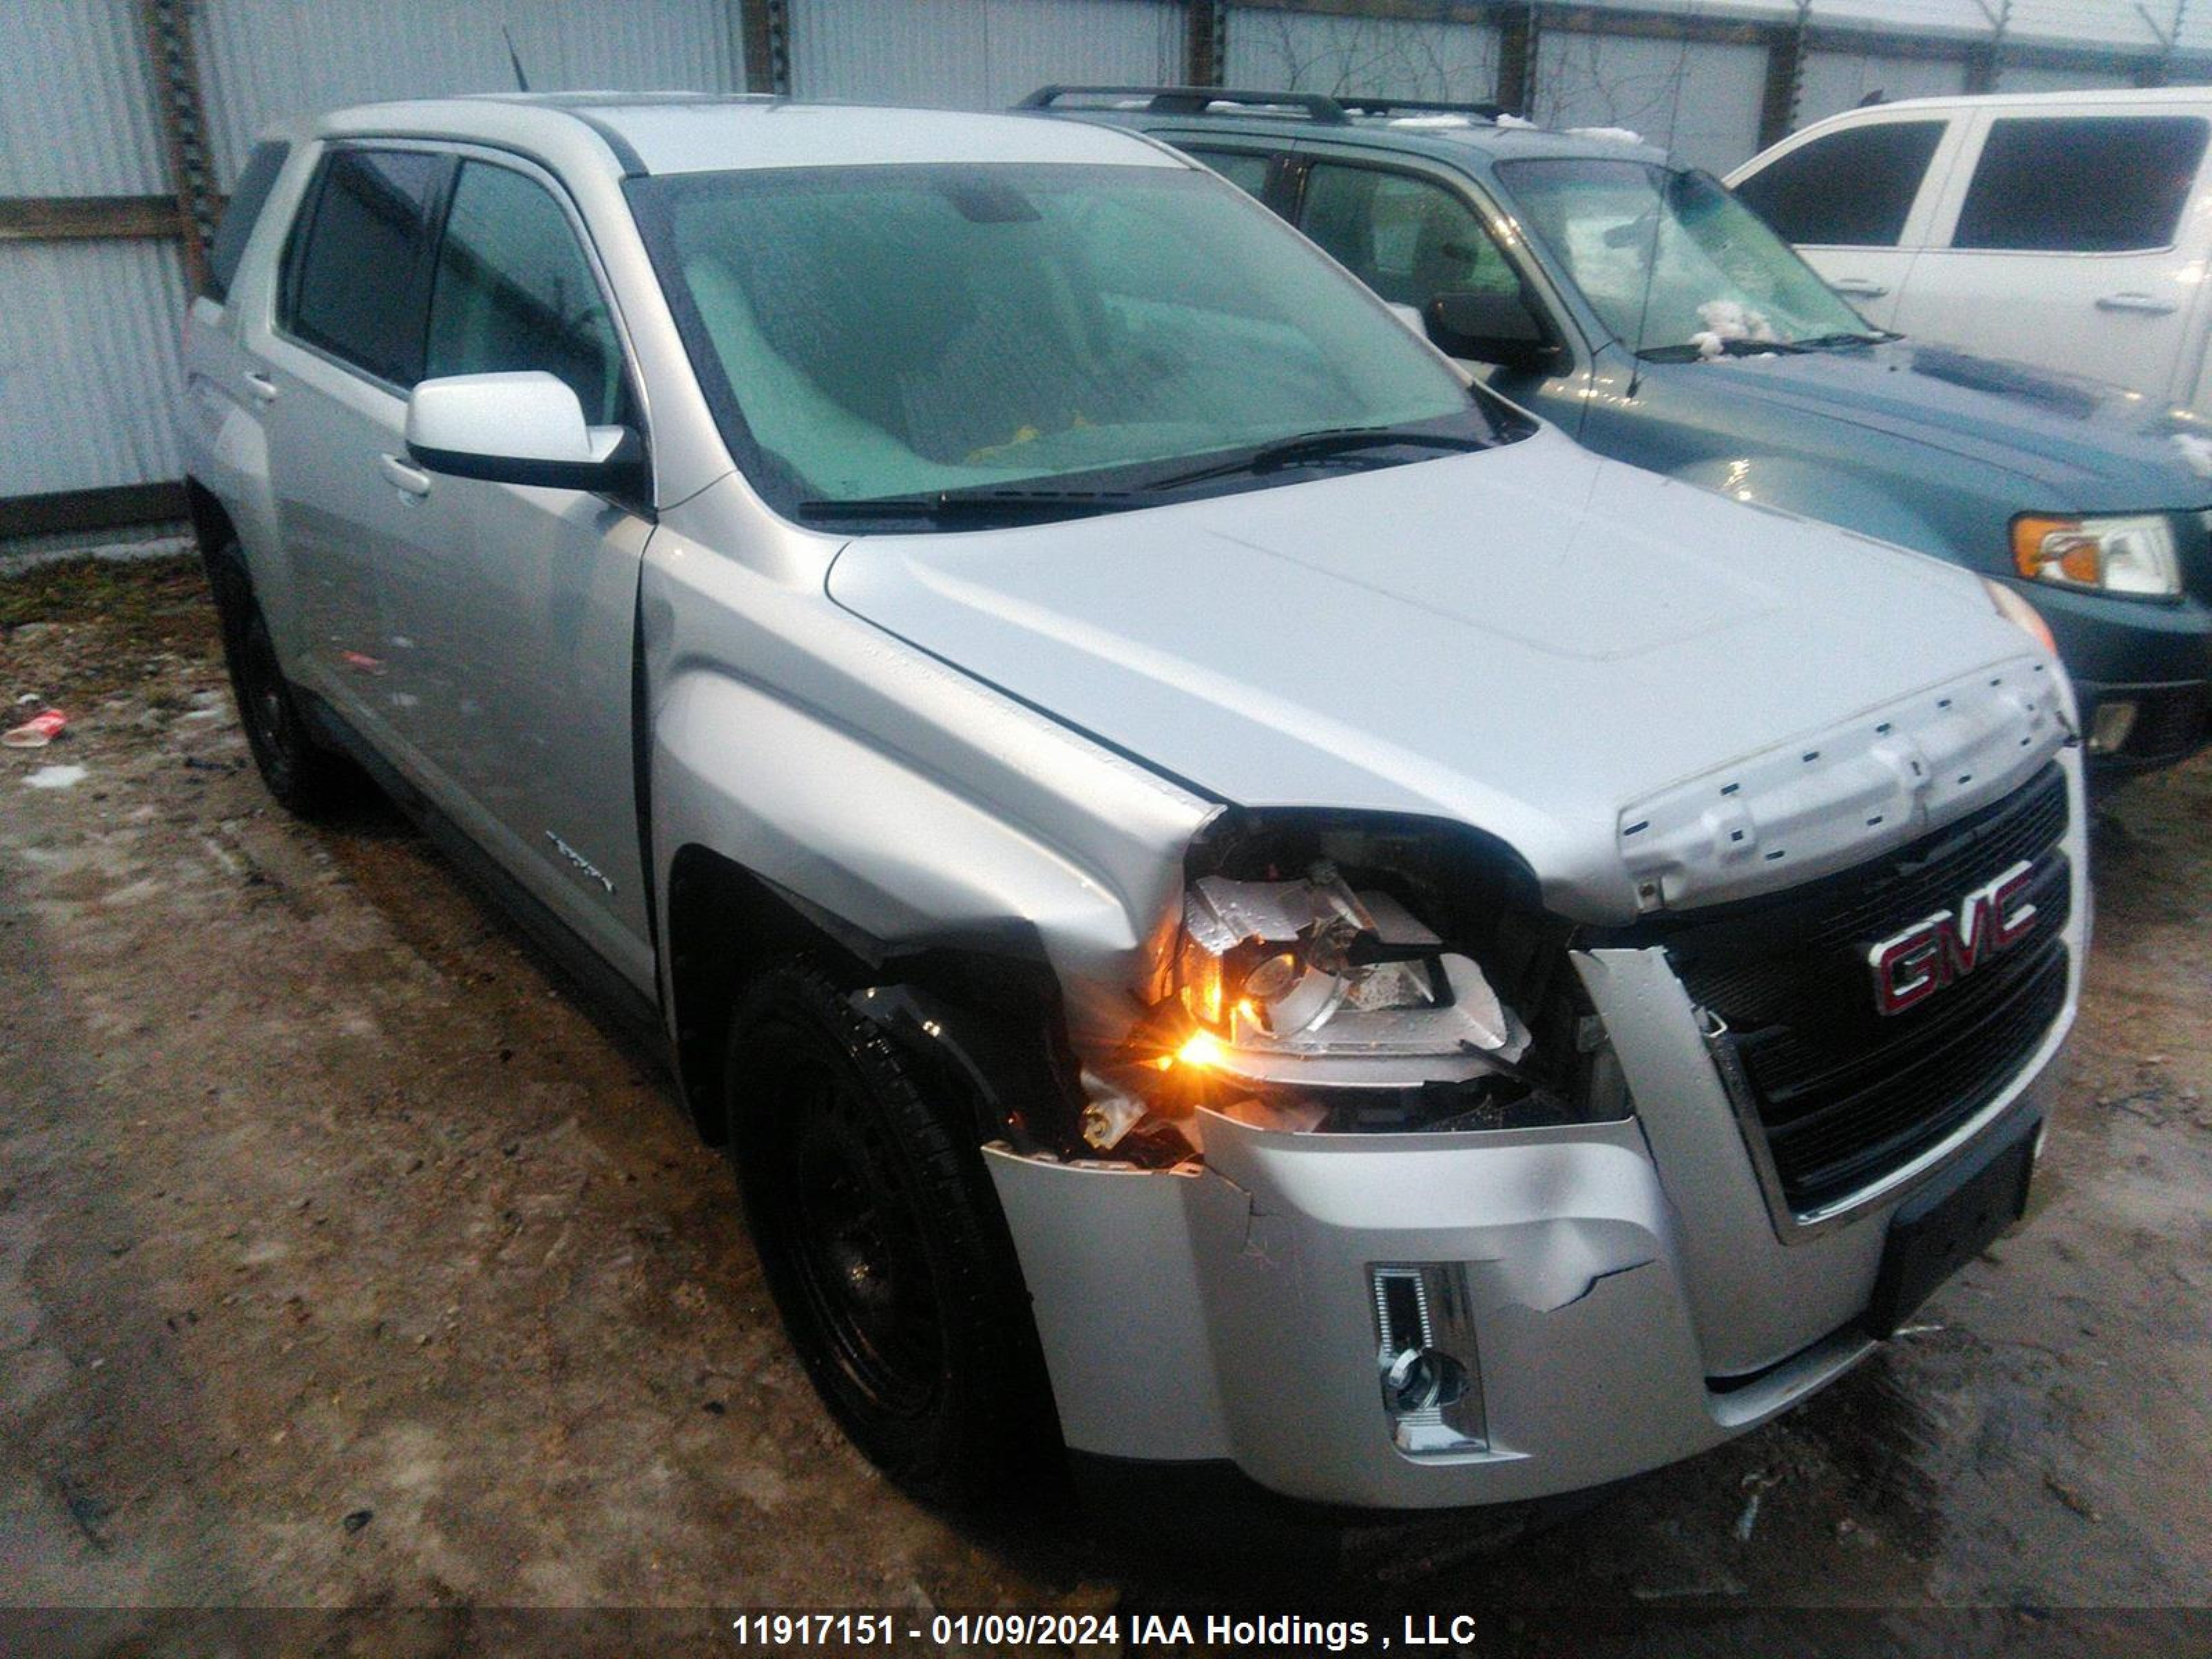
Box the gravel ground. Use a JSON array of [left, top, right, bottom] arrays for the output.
[[3, 557, 2209, 1656]]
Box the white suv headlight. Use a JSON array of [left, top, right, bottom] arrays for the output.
[[2012, 513, 2180, 597]]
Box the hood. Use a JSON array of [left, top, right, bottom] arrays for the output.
[[827, 428, 2063, 922], [1653, 339, 2212, 505]]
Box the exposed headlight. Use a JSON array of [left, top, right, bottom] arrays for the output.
[[1080, 819, 1620, 1156], [2011, 513, 2180, 597], [1173, 863, 1531, 1086], [1982, 577, 2059, 655]]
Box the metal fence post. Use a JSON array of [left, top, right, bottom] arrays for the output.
[[1187, 0, 1228, 88], [137, 0, 215, 294], [741, 0, 791, 94], [1494, 1, 1536, 118], [1757, 1, 1810, 148]]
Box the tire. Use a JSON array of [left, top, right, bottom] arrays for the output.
[[209, 550, 361, 818], [724, 964, 1058, 1504]]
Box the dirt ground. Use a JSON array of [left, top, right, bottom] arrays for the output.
[[3, 557, 2210, 1657]]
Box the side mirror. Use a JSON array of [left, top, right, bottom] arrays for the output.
[[406, 371, 638, 491], [1423, 290, 1562, 376]]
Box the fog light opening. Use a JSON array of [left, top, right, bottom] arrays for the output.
[[1385, 1346, 1470, 1414], [2088, 698, 2140, 756], [1371, 1264, 1488, 1454]]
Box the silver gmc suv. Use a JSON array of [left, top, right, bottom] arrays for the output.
[[180, 94, 2083, 1518]]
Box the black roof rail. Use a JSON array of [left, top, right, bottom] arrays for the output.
[[1336, 95, 1503, 121], [1018, 84, 1351, 123]]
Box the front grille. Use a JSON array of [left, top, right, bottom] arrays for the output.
[[1656, 763, 2071, 1216]]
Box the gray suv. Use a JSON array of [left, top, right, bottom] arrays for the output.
[[182, 94, 2081, 1517], [1032, 86, 2212, 776]]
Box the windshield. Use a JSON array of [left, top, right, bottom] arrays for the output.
[[628, 163, 1499, 522], [1495, 158, 1875, 357]]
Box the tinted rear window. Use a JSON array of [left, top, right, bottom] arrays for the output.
[[286, 148, 447, 384], [1733, 120, 1944, 247], [205, 140, 289, 303], [1953, 115, 2209, 252]]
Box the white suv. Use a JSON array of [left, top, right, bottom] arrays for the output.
[[1730, 87, 2212, 412]]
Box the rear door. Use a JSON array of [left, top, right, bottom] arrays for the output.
[[1729, 113, 1958, 329], [1885, 108, 2212, 400], [379, 152, 656, 989], [254, 144, 451, 732]]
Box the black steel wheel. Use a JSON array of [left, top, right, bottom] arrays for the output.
[[724, 964, 1057, 1502], [209, 548, 359, 817]]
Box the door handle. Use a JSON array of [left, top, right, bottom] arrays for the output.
[[377, 453, 432, 498], [1827, 277, 1888, 298], [2096, 290, 2177, 315], [243, 370, 279, 404]]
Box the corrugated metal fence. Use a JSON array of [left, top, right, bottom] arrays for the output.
[[790, 0, 1185, 108], [2, 0, 2202, 528]]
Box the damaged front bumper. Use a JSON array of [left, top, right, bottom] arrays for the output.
[[984, 922, 2074, 1512]]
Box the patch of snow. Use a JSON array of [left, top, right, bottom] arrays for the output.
[[2171, 432, 2212, 478], [0, 533, 193, 577], [1687, 299, 1779, 359], [23, 765, 87, 790], [1388, 113, 1474, 130], [1494, 112, 1537, 129], [1567, 125, 1645, 146]]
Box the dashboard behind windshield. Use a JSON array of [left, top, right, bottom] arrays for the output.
[[628, 162, 1500, 522]]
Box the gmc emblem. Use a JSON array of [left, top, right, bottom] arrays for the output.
[[1867, 859, 2039, 1017]]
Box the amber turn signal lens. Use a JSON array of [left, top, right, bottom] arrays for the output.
[[2012, 516, 2101, 586], [1983, 578, 2059, 657]]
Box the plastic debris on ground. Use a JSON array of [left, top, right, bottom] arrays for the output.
[[3, 709, 67, 747], [22, 764, 88, 790], [1734, 1490, 1762, 1542]]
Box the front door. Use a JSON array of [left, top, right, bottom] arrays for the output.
[[379, 155, 656, 991], [1885, 109, 2212, 402], [1286, 154, 1591, 431], [1729, 114, 1958, 332]]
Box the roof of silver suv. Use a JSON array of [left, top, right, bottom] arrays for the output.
[[297, 93, 1186, 178]]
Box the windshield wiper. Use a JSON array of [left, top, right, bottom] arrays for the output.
[[797, 429, 1491, 524], [1143, 427, 1488, 491], [1790, 330, 1895, 350], [1639, 337, 1812, 362], [797, 487, 1155, 525]]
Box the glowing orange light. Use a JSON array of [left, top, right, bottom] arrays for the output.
[[1176, 1031, 1226, 1070]]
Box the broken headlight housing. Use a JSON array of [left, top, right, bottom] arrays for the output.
[[1174, 863, 1532, 1087], [1083, 816, 1628, 1153]]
